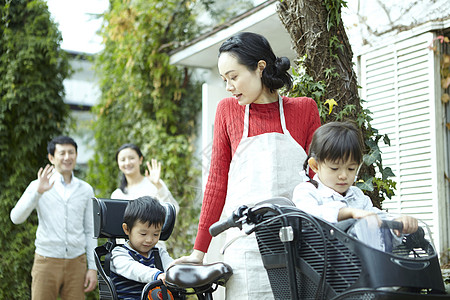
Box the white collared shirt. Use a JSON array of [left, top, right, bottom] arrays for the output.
[[111, 178, 179, 213], [10, 171, 96, 270], [52, 171, 78, 202], [292, 175, 381, 223]]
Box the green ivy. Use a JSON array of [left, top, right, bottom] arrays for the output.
[[324, 0, 396, 203], [0, 0, 72, 298], [289, 0, 396, 204], [287, 53, 396, 202], [323, 0, 348, 30]]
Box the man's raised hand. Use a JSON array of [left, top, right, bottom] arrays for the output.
[[37, 164, 55, 194]]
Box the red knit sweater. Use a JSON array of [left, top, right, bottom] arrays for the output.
[[194, 96, 321, 252]]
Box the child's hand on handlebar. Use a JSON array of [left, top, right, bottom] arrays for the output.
[[394, 215, 418, 236], [338, 207, 376, 221], [157, 273, 166, 285], [171, 249, 205, 267]]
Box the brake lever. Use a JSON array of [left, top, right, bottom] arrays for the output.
[[243, 222, 256, 235]]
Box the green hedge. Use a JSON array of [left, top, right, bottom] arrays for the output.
[[0, 0, 71, 298]]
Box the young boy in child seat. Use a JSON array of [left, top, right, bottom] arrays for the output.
[[111, 196, 173, 299], [293, 121, 418, 251]]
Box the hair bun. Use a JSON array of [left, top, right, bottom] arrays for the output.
[[275, 56, 290, 73]]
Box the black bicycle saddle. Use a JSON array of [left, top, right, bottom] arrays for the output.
[[165, 262, 233, 289]]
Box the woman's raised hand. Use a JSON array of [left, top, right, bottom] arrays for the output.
[[145, 159, 162, 189]]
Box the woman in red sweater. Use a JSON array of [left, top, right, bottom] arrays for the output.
[[174, 32, 321, 299]]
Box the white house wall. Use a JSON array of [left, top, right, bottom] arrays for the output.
[[64, 58, 100, 107], [201, 82, 229, 192], [64, 56, 100, 165], [359, 31, 447, 254]]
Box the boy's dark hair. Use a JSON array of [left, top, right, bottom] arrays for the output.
[[219, 31, 292, 93], [304, 121, 365, 187], [115, 143, 144, 193], [47, 136, 78, 155], [123, 196, 166, 230]]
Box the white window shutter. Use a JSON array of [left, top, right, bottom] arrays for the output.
[[359, 31, 442, 250]]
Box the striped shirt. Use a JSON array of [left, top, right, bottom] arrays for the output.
[[111, 243, 173, 299]]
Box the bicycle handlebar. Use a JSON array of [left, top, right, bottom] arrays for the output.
[[210, 204, 406, 238], [209, 205, 248, 237], [209, 216, 239, 237], [381, 220, 403, 232], [209, 203, 290, 237]]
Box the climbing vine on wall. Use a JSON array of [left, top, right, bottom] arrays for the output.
[[279, 0, 396, 206], [286, 57, 396, 201], [428, 34, 450, 186], [0, 0, 71, 298], [87, 0, 202, 258]]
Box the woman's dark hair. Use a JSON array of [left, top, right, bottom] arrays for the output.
[[116, 143, 144, 193], [47, 136, 78, 155], [123, 196, 166, 230], [304, 121, 365, 188], [219, 32, 292, 93]]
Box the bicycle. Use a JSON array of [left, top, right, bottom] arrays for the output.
[[209, 197, 448, 299]]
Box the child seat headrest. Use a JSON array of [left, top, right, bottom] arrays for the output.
[[92, 197, 176, 241]]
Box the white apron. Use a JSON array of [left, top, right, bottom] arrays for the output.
[[223, 96, 307, 299]]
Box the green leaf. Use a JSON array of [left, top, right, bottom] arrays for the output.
[[381, 166, 395, 180], [356, 177, 374, 192], [363, 149, 381, 166], [365, 139, 378, 150]]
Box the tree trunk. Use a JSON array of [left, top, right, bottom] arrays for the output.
[[278, 0, 361, 120], [277, 0, 382, 208]]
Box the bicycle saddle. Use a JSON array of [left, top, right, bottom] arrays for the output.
[[165, 262, 233, 288]]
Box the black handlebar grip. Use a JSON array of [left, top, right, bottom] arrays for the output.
[[209, 217, 237, 237], [381, 220, 403, 232]]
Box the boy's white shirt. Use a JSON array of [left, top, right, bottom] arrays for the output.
[[111, 242, 173, 283], [292, 175, 381, 223]]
